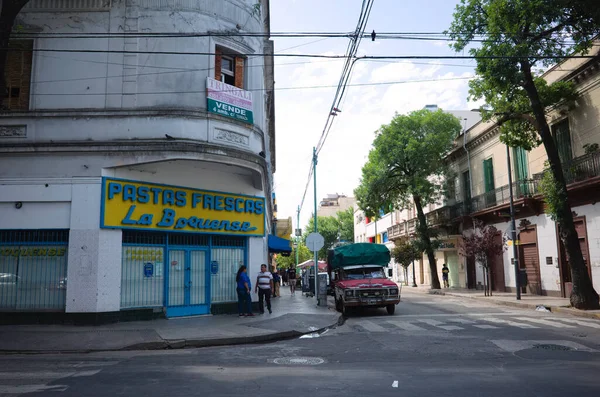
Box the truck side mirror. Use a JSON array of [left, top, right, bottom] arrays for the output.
[[331, 273, 337, 281], [388, 269, 393, 277]]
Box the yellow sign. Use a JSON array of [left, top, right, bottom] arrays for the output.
[[101, 178, 266, 236]]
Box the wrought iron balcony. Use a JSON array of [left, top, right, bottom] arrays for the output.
[[534, 151, 600, 185], [469, 179, 539, 213]]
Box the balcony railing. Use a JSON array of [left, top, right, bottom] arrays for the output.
[[534, 151, 600, 185], [387, 223, 405, 240], [469, 179, 539, 213]]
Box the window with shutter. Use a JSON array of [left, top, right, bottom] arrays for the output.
[[2, 40, 33, 110], [215, 47, 245, 89], [551, 119, 573, 165], [513, 147, 529, 195], [483, 158, 496, 207]]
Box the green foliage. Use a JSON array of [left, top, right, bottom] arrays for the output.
[[538, 164, 568, 222], [275, 243, 312, 269], [583, 143, 599, 155], [355, 109, 462, 213], [448, 0, 597, 151], [391, 240, 421, 269], [303, 215, 341, 260], [336, 207, 355, 243]]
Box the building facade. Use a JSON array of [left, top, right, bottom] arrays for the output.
[[317, 193, 356, 218], [386, 50, 600, 296], [0, 0, 277, 320]]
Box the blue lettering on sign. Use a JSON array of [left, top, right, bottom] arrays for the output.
[[211, 261, 219, 275], [144, 263, 154, 277]]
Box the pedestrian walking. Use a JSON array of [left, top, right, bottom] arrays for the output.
[[288, 266, 297, 294], [442, 263, 450, 288], [273, 269, 281, 297], [255, 264, 273, 314], [235, 265, 254, 317], [282, 269, 288, 287]]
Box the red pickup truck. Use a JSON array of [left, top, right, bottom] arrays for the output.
[[328, 243, 401, 316]]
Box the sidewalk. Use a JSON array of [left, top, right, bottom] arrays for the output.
[[0, 290, 340, 354], [403, 283, 600, 320]]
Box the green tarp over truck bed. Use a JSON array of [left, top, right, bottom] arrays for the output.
[[329, 243, 391, 269]]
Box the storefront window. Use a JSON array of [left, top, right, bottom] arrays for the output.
[[0, 245, 68, 310], [210, 248, 244, 303], [121, 246, 164, 308]]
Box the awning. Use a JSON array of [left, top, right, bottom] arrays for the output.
[[268, 234, 292, 253]]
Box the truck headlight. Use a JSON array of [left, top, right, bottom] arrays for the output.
[[345, 290, 353, 297], [390, 288, 398, 295]]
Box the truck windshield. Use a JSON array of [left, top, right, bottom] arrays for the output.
[[344, 268, 386, 280]]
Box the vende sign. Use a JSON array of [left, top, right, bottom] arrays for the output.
[[206, 77, 254, 124]]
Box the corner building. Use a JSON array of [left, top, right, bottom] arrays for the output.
[[0, 0, 276, 320]]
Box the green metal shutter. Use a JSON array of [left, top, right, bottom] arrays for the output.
[[552, 119, 573, 165], [483, 158, 495, 192]]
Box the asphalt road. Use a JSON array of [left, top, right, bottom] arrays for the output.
[[2, 290, 600, 397]]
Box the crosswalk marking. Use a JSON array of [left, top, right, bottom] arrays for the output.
[[547, 317, 600, 329], [447, 318, 476, 325], [473, 324, 499, 329], [386, 321, 427, 331], [416, 319, 446, 326], [438, 325, 463, 331], [513, 317, 576, 328], [360, 320, 388, 332], [480, 317, 539, 328]]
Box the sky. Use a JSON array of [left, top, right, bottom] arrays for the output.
[[269, 0, 482, 232]]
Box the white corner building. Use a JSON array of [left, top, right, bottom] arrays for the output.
[[0, 0, 278, 321]]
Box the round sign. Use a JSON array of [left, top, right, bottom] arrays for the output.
[[306, 232, 324, 252]]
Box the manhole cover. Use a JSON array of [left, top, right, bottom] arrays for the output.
[[533, 344, 573, 351], [273, 357, 325, 365]]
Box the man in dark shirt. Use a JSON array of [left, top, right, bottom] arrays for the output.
[[442, 264, 450, 288], [288, 267, 297, 294]]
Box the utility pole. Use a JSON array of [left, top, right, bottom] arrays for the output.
[[296, 205, 300, 268], [312, 147, 319, 303], [506, 145, 521, 300]]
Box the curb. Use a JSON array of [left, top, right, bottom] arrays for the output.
[[0, 315, 343, 355], [423, 289, 600, 321]]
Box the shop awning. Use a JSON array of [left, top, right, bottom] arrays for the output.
[[268, 234, 292, 253]]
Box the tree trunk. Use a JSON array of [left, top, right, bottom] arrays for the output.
[[520, 62, 600, 310], [0, 1, 30, 99], [413, 195, 441, 289]]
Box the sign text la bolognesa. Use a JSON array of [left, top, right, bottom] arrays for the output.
[[101, 178, 266, 236]]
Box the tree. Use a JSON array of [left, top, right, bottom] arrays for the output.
[[303, 215, 340, 260], [449, 0, 600, 309], [0, 1, 30, 101], [391, 240, 420, 286], [355, 109, 462, 289], [336, 207, 355, 243], [275, 243, 311, 269], [460, 220, 507, 297]]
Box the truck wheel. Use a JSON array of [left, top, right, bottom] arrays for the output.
[[386, 304, 395, 315], [335, 296, 342, 312], [342, 303, 351, 317]]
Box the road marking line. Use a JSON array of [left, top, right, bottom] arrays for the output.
[[360, 320, 388, 333], [438, 325, 463, 331], [392, 380, 398, 388], [481, 317, 539, 328], [513, 317, 576, 328], [546, 317, 600, 329], [387, 321, 427, 331], [473, 324, 499, 329], [416, 319, 446, 326], [447, 318, 476, 324]]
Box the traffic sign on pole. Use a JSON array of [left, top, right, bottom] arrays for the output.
[[306, 232, 324, 252]]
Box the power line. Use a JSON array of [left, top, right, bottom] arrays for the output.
[[29, 75, 474, 96]]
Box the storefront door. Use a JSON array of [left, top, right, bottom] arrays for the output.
[[166, 249, 209, 317]]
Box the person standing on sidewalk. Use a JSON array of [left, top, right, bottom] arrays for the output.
[[442, 264, 450, 288], [255, 264, 273, 314], [272, 269, 281, 297], [235, 265, 254, 317], [288, 266, 297, 295]]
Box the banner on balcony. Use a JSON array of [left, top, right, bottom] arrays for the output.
[[206, 77, 254, 124]]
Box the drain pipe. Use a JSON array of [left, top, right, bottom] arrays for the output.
[[462, 118, 473, 196]]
